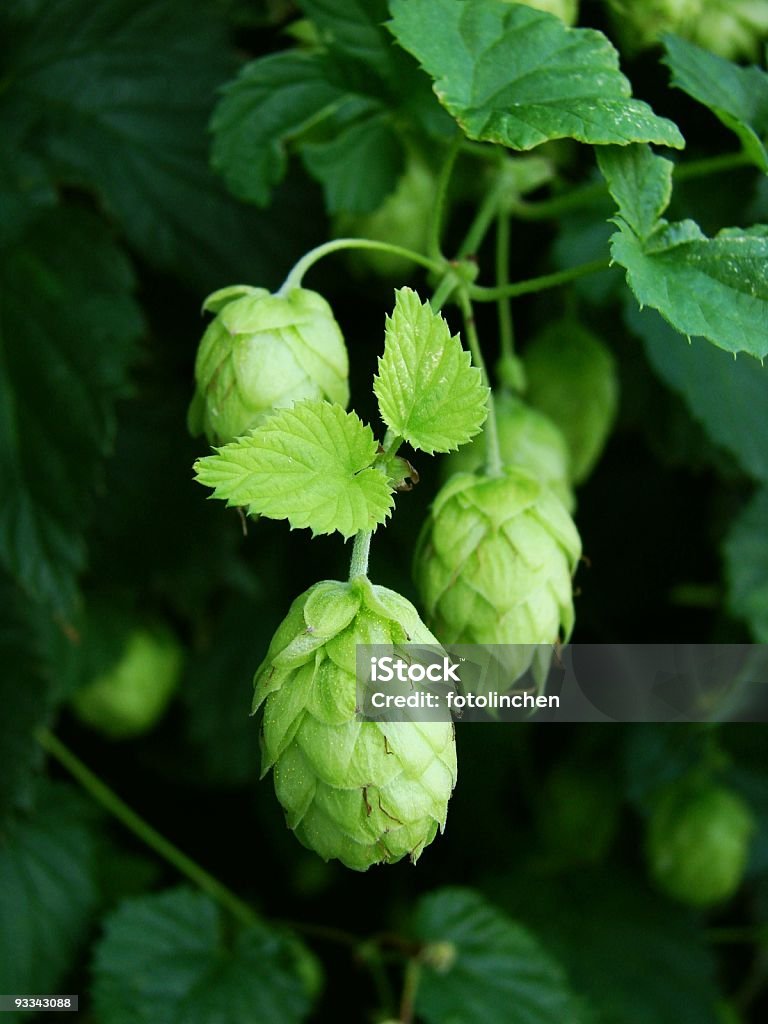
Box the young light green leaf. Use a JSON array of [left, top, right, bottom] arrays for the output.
[[662, 35, 768, 173], [194, 401, 394, 538], [627, 304, 768, 482], [388, 0, 684, 151], [724, 488, 768, 642], [599, 145, 768, 358], [412, 887, 582, 1024], [92, 888, 316, 1024], [0, 785, 99, 1003], [374, 288, 488, 454]]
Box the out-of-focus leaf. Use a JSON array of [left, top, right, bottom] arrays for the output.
[[724, 487, 768, 641], [92, 887, 317, 1024], [0, 207, 143, 609]]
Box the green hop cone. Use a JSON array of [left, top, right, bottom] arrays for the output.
[[334, 153, 435, 279], [188, 285, 349, 444], [72, 624, 184, 740], [607, 0, 703, 51], [523, 320, 618, 485], [647, 782, 756, 907], [443, 392, 574, 511], [692, 1, 768, 61], [253, 577, 457, 871], [413, 469, 581, 666]]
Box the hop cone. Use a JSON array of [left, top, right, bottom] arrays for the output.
[[414, 470, 581, 674], [253, 577, 457, 871], [443, 393, 574, 511], [188, 285, 349, 444], [647, 782, 755, 906]]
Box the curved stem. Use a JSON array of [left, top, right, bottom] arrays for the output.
[[428, 133, 463, 261], [674, 149, 754, 182], [36, 728, 259, 929], [495, 211, 514, 361], [349, 529, 373, 580], [278, 238, 444, 294], [468, 257, 611, 301], [457, 289, 503, 477], [430, 272, 459, 311]]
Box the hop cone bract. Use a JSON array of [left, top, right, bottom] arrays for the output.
[[414, 469, 581, 651], [188, 285, 349, 444], [253, 578, 457, 871]]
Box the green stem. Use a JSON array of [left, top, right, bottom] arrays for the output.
[[457, 288, 503, 477], [674, 149, 754, 182], [430, 273, 459, 311], [36, 728, 259, 929], [511, 150, 754, 221], [428, 133, 463, 261], [278, 238, 444, 294], [457, 176, 506, 260], [495, 211, 514, 360], [398, 959, 423, 1024], [468, 257, 611, 302], [349, 530, 372, 580]]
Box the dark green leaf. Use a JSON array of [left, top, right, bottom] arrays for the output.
[[662, 34, 768, 172], [0, 577, 55, 823], [0, 784, 100, 1017], [388, 0, 684, 151], [724, 488, 768, 641], [413, 887, 582, 1024], [0, 207, 143, 609], [296, 0, 393, 74], [92, 887, 316, 1024], [497, 868, 720, 1024], [628, 304, 768, 482], [599, 145, 768, 357], [211, 51, 345, 207]]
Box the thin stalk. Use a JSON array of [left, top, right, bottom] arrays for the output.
[[278, 238, 444, 294], [495, 211, 514, 360], [468, 257, 611, 302], [674, 149, 754, 182], [398, 959, 423, 1024], [428, 133, 463, 261], [457, 288, 503, 477], [36, 728, 259, 929], [430, 272, 459, 311], [457, 176, 506, 259], [349, 529, 372, 580]]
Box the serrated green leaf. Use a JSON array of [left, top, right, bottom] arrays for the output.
[[388, 0, 684, 151], [627, 304, 768, 482], [2, 0, 309, 293], [662, 35, 768, 173], [724, 488, 768, 642], [413, 887, 582, 1024], [374, 288, 488, 454], [0, 578, 56, 824], [212, 52, 345, 207], [194, 401, 394, 538], [0, 785, 100, 1016], [92, 887, 316, 1024], [296, 0, 394, 75], [300, 109, 405, 214], [599, 145, 768, 357], [496, 867, 720, 1024], [0, 207, 143, 609]]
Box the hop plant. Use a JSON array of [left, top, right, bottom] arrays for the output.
[[188, 285, 349, 444], [335, 153, 435, 278], [692, 1, 768, 61], [646, 781, 755, 907], [253, 577, 457, 871], [414, 469, 581, 661], [443, 392, 574, 511]]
